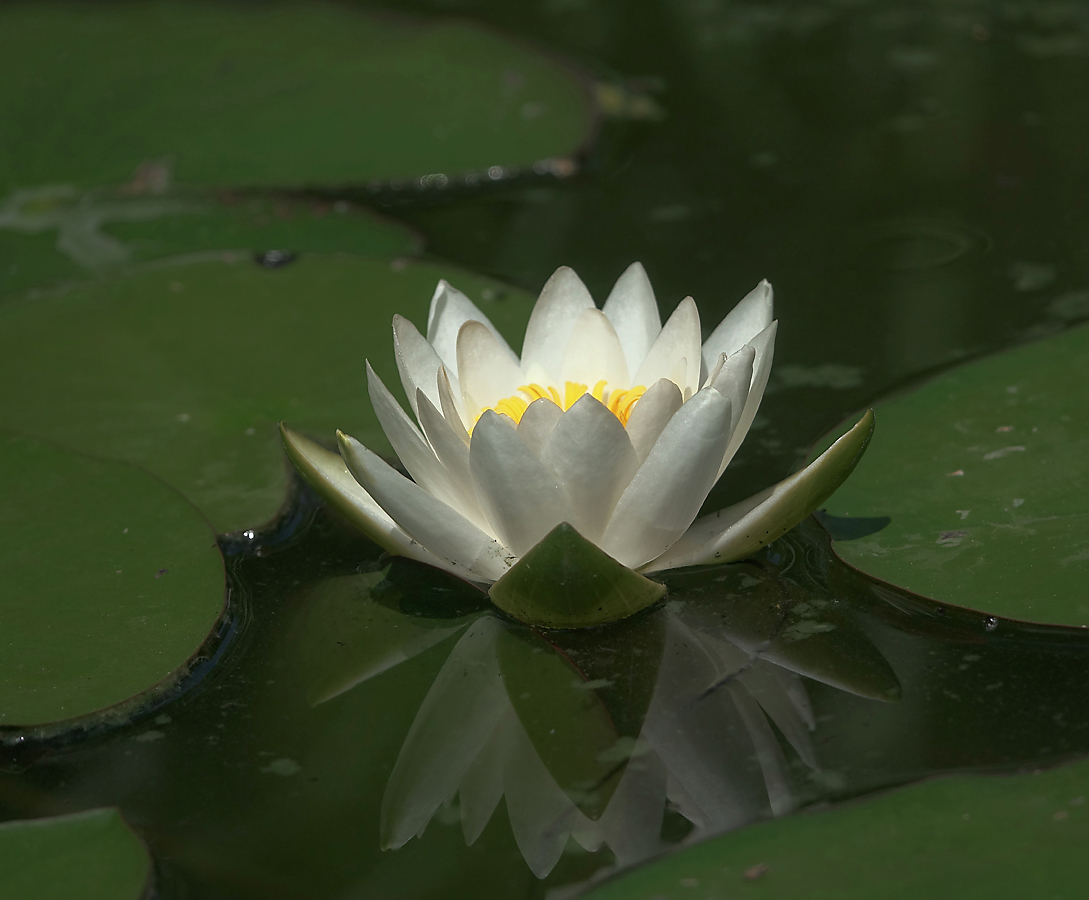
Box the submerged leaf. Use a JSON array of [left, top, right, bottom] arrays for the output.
[[489, 523, 667, 628]]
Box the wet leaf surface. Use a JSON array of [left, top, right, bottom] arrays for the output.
[[822, 323, 1089, 626], [0, 430, 225, 729], [0, 1, 593, 191], [0, 809, 150, 900], [0, 254, 533, 534]]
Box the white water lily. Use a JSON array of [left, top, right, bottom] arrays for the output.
[[281, 263, 872, 614]]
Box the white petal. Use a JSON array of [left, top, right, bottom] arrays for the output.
[[717, 320, 777, 479], [469, 410, 575, 556], [623, 377, 683, 462], [700, 279, 774, 379], [279, 424, 468, 577], [415, 388, 490, 530], [437, 365, 471, 441], [727, 681, 795, 816], [600, 389, 732, 568], [709, 344, 755, 438], [560, 308, 630, 389], [602, 261, 662, 375], [584, 748, 667, 866], [645, 409, 874, 571], [338, 432, 512, 581], [503, 709, 579, 879], [540, 394, 640, 542], [380, 618, 508, 849], [739, 663, 818, 770], [519, 266, 595, 378], [457, 320, 526, 419], [632, 296, 701, 399], [367, 363, 473, 516], [516, 397, 563, 450], [427, 279, 519, 377], [392, 314, 442, 419]]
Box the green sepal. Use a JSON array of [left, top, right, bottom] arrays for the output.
[[489, 523, 667, 629]]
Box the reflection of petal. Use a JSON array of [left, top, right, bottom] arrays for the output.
[[739, 663, 818, 770], [459, 712, 509, 846], [642, 616, 769, 832], [577, 747, 668, 866], [503, 708, 581, 879], [380, 618, 508, 850], [727, 681, 795, 817]]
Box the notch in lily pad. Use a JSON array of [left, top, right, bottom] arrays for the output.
[[489, 523, 666, 629]]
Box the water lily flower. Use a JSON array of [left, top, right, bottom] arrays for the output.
[[281, 263, 873, 626]]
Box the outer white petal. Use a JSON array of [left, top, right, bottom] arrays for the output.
[[516, 397, 563, 451], [560, 308, 630, 389], [700, 279, 774, 379], [601, 262, 661, 375], [519, 266, 595, 378], [415, 388, 489, 530], [623, 377, 683, 462], [338, 432, 512, 581], [717, 320, 777, 479], [392, 314, 444, 419], [540, 394, 640, 542], [644, 409, 874, 571], [437, 365, 471, 441], [739, 663, 818, 770], [380, 618, 509, 849], [599, 389, 732, 569], [632, 296, 701, 399], [280, 424, 472, 577], [457, 320, 526, 419], [708, 344, 755, 439], [367, 363, 474, 516], [469, 410, 575, 556]]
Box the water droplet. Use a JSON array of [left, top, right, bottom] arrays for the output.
[[985, 616, 998, 631]]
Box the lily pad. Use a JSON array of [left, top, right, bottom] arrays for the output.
[[0, 1, 593, 192], [0, 254, 534, 534], [0, 430, 224, 728], [0, 808, 151, 900], [821, 322, 1089, 626], [0, 186, 418, 300], [584, 755, 1089, 900]]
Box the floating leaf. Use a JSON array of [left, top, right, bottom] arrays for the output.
[[584, 755, 1089, 900], [822, 322, 1089, 626], [0, 1, 593, 191], [0, 254, 534, 534], [490, 523, 667, 628], [0, 808, 151, 900], [0, 430, 225, 729]]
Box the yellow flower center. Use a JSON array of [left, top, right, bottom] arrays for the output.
[[479, 380, 647, 430]]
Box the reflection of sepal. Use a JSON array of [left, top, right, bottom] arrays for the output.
[[496, 624, 663, 820], [670, 561, 900, 702], [293, 571, 481, 706], [489, 523, 667, 628]]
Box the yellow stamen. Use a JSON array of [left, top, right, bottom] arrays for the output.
[[472, 380, 649, 432]]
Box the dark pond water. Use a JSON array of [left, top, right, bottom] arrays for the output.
[[4, 0, 1089, 896]]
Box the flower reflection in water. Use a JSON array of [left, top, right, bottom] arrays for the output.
[[297, 538, 899, 882]]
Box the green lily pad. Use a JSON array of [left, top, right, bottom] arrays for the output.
[[0, 808, 151, 900], [584, 755, 1089, 900], [0, 254, 534, 534], [0, 1, 593, 192], [490, 524, 667, 629], [0, 430, 224, 728], [821, 322, 1089, 626], [0, 186, 417, 300]]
